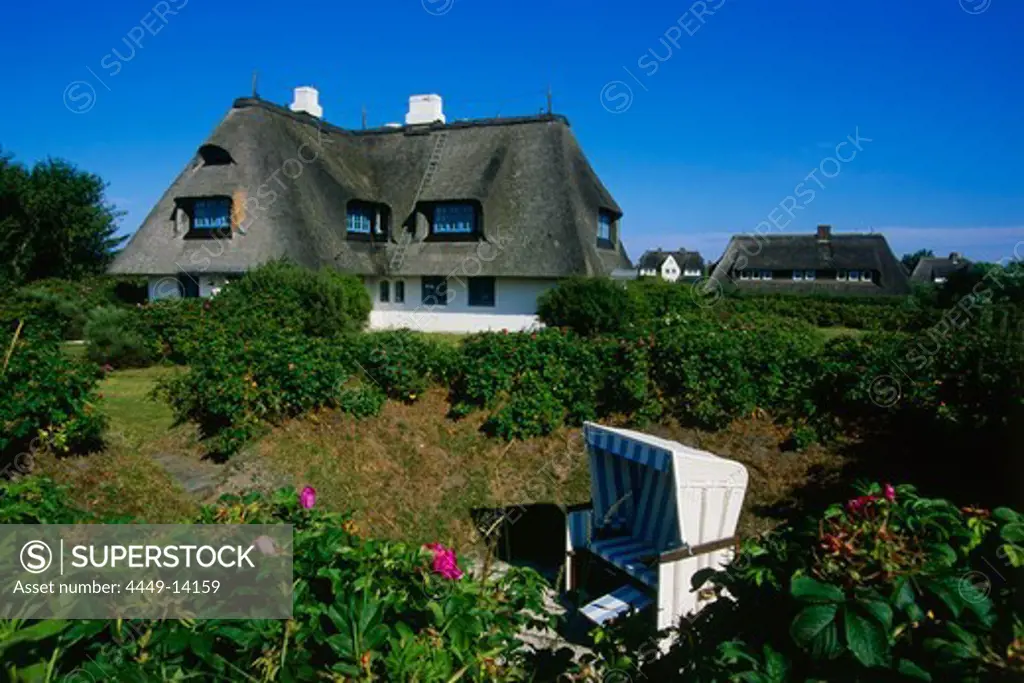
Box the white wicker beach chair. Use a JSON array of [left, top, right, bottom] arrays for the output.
[[565, 422, 748, 633]]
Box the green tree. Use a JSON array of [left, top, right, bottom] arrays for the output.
[[0, 150, 125, 286], [900, 248, 934, 274]]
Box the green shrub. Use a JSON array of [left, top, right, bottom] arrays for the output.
[[135, 298, 209, 364], [537, 276, 646, 336], [0, 277, 148, 341], [651, 315, 821, 429], [210, 260, 370, 338], [0, 477, 95, 523], [452, 329, 603, 438], [158, 329, 366, 457], [484, 370, 566, 440], [355, 330, 459, 401], [0, 333, 105, 463], [635, 483, 1024, 682], [84, 305, 156, 368], [0, 483, 553, 682]]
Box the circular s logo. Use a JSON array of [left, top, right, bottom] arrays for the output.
[[600, 81, 634, 114], [21, 540, 53, 574], [63, 81, 96, 114]]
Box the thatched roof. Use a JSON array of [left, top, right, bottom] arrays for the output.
[[637, 249, 704, 272], [910, 254, 970, 283], [111, 97, 631, 278], [708, 231, 911, 295]]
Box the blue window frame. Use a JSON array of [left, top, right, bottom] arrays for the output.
[[192, 199, 231, 231], [432, 204, 476, 234]]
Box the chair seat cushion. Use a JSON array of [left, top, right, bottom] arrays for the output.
[[589, 536, 658, 587], [581, 584, 653, 625]]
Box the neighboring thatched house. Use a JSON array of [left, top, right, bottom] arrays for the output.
[[708, 225, 911, 295], [109, 88, 631, 332], [910, 253, 970, 285], [637, 249, 705, 282]]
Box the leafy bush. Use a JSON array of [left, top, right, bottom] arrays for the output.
[[0, 333, 105, 464], [158, 329, 367, 457], [135, 298, 210, 364], [210, 260, 370, 338], [537, 276, 647, 336], [355, 329, 459, 401], [0, 482, 553, 682], [0, 477, 95, 523], [84, 305, 156, 368], [452, 329, 603, 438], [636, 483, 1024, 682], [0, 276, 147, 341], [651, 315, 821, 430]]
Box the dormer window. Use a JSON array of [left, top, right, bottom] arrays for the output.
[[427, 202, 480, 240], [597, 210, 617, 248], [183, 197, 232, 238], [346, 201, 388, 240], [197, 144, 233, 166]]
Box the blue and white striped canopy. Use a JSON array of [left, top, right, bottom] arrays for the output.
[[584, 423, 673, 472], [584, 423, 681, 552]]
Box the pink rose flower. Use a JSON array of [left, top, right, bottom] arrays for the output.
[[847, 494, 877, 514], [300, 486, 316, 510], [883, 483, 896, 502], [425, 543, 464, 581]]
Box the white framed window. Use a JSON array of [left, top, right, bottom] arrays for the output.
[[347, 201, 387, 238], [805, 270, 816, 280], [432, 204, 477, 235], [793, 270, 804, 281], [760, 270, 773, 280], [861, 271, 872, 282], [849, 270, 860, 281], [836, 270, 847, 281], [739, 270, 751, 280], [684, 268, 702, 277]]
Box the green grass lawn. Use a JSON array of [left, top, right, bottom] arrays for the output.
[[98, 366, 181, 444], [36, 364, 198, 523], [60, 341, 88, 360]]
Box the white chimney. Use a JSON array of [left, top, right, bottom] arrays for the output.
[[405, 94, 445, 125], [290, 86, 323, 118]]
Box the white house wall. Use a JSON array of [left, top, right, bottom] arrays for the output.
[[366, 277, 555, 333]]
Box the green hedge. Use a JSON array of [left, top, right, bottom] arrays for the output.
[[157, 329, 371, 457], [537, 277, 946, 334], [0, 333, 105, 464]]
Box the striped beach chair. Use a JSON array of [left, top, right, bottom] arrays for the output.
[[565, 422, 748, 633]]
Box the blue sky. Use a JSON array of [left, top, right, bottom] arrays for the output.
[[1, 0, 1022, 263]]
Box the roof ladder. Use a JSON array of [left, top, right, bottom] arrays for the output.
[[390, 130, 449, 273]]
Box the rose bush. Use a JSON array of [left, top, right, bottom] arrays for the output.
[[0, 479, 553, 682]]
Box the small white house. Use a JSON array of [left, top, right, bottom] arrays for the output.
[[109, 88, 633, 332], [637, 249, 705, 282]]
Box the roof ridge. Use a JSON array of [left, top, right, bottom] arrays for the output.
[[733, 232, 883, 239], [232, 96, 570, 137]]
